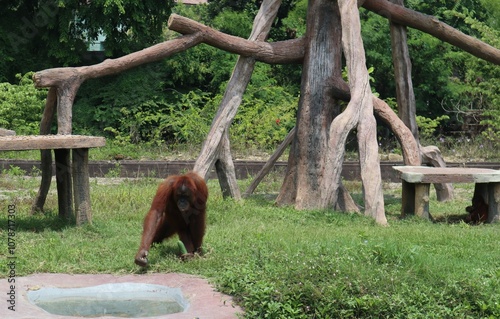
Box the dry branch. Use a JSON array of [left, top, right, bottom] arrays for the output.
[[33, 33, 204, 134], [244, 127, 296, 197], [33, 34, 204, 88], [389, 0, 418, 141], [362, 0, 500, 65], [329, 78, 421, 166], [372, 97, 420, 165], [214, 132, 241, 199], [32, 87, 57, 213], [168, 14, 304, 64]]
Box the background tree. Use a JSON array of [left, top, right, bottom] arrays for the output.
[[0, 0, 174, 82], [1, 0, 499, 154]]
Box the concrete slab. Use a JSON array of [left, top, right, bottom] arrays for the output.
[[1, 273, 243, 319]]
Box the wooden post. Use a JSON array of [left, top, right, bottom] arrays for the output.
[[214, 133, 241, 200], [32, 87, 57, 214], [54, 149, 73, 220], [72, 148, 92, 225], [401, 180, 414, 217], [334, 0, 386, 224], [400, 180, 430, 218], [414, 183, 430, 219], [487, 182, 500, 223], [389, 0, 418, 143]]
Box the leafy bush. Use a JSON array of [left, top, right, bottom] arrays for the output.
[[416, 115, 450, 142], [230, 68, 298, 150], [73, 45, 298, 150], [74, 63, 216, 146], [128, 89, 215, 145], [0, 73, 47, 135], [74, 63, 166, 138]]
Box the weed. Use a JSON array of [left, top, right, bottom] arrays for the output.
[[2, 165, 26, 177]]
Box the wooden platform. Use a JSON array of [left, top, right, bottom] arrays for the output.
[[393, 166, 500, 223], [0, 135, 105, 225]]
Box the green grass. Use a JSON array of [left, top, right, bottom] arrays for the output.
[[1, 174, 499, 318]]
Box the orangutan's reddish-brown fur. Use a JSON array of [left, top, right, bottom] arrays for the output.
[[135, 171, 208, 266], [465, 193, 488, 224]]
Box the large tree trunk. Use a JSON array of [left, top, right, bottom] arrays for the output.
[[276, 0, 342, 209], [277, 0, 387, 224]]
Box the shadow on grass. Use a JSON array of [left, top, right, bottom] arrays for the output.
[[432, 213, 470, 224], [0, 209, 74, 232], [233, 191, 478, 226], [158, 243, 181, 258]]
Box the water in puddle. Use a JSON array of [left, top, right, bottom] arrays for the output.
[[27, 283, 188, 318]]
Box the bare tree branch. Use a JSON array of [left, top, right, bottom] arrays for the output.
[[168, 14, 304, 64], [362, 0, 500, 65]]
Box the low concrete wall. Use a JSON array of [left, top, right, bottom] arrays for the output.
[[2, 159, 499, 182]]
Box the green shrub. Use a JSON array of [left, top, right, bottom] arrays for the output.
[[416, 115, 449, 142], [230, 65, 298, 150], [74, 64, 216, 146], [101, 88, 216, 146], [0, 73, 47, 135]]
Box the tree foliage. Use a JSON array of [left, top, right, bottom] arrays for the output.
[[361, 1, 499, 144], [0, 0, 498, 150], [0, 0, 174, 81], [0, 73, 47, 135]]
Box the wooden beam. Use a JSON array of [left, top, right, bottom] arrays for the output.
[[0, 135, 105, 151], [362, 0, 500, 65], [167, 13, 304, 64]]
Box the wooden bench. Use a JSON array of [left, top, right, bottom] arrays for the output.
[[0, 135, 105, 225], [393, 166, 500, 223]]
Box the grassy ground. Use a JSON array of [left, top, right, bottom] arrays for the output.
[[1, 171, 499, 318]]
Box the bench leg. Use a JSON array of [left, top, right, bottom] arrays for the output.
[[414, 183, 430, 219], [487, 182, 500, 223], [401, 180, 414, 217], [31, 149, 52, 214], [401, 181, 430, 219], [72, 148, 92, 225], [54, 149, 73, 221]]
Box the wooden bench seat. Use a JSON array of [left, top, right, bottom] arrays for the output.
[[393, 166, 500, 223], [0, 135, 105, 151], [0, 135, 105, 225]]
